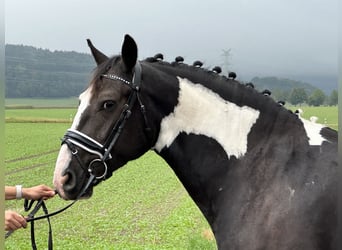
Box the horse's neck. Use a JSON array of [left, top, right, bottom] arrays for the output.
[[146, 64, 307, 221], [153, 107, 305, 224]]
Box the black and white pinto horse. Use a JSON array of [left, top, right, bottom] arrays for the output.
[[53, 35, 338, 249]]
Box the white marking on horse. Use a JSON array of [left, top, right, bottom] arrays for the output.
[[299, 117, 327, 146], [53, 144, 71, 197], [154, 77, 260, 159], [53, 86, 93, 195], [71, 86, 93, 129]]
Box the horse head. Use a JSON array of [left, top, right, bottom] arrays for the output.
[[53, 35, 151, 200]]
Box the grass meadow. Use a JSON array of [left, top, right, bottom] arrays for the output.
[[4, 99, 338, 249], [287, 105, 338, 130], [5, 100, 216, 250], [5, 98, 78, 108]]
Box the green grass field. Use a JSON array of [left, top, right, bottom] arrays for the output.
[[5, 98, 78, 108], [4, 104, 216, 249], [5, 148, 215, 249], [4, 99, 338, 249], [5, 109, 77, 123], [287, 105, 338, 130]]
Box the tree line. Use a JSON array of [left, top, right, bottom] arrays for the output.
[[5, 44, 337, 106], [250, 76, 337, 106], [272, 88, 337, 106], [5, 44, 94, 98]]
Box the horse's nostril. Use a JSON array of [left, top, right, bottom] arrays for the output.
[[63, 170, 77, 192]]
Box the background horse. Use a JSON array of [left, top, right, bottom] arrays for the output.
[[53, 35, 338, 249]]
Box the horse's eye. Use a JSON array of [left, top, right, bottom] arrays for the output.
[[103, 100, 116, 110]]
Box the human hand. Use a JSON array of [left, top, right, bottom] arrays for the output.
[[5, 210, 27, 231], [23, 184, 56, 200]]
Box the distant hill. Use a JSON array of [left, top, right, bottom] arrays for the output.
[[5, 44, 328, 99], [5, 44, 94, 98], [250, 76, 318, 94], [292, 75, 337, 95]]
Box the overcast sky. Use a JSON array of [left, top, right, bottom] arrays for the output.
[[5, 0, 338, 83]]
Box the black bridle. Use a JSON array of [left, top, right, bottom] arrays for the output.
[[62, 61, 149, 184], [5, 61, 149, 249]]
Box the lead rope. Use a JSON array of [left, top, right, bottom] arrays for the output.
[[24, 199, 53, 250], [5, 174, 96, 249]]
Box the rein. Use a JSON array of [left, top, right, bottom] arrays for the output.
[[5, 174, 96, 249]]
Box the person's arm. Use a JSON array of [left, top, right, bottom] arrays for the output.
[[5, 185, 55, 200], [5, 186, 19, 200], [22, 185, 56, 200]]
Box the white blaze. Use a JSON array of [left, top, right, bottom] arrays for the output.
[[53, 144, 71, 197], [71, 86, 93, 129], [53, 86, 93, 193], [154, 77, 260, 159]]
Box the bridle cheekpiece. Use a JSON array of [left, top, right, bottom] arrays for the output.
[[62, 61, 147, 183]]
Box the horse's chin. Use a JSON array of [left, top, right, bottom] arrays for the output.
[[56, 184, 93, 200], [79, 188, 93, 199], [57, 190, 93, 201]]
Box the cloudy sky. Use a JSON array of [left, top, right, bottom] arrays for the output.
[[5, 0, 338, 84]]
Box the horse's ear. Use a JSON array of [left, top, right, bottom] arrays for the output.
[[87, 39, 109, 65], [121, 34, 138, 72]]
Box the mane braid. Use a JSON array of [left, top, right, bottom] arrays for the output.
[[143, 58, 246, 92]]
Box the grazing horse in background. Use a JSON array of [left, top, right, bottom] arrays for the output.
[[53, 35, 338, 250]]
